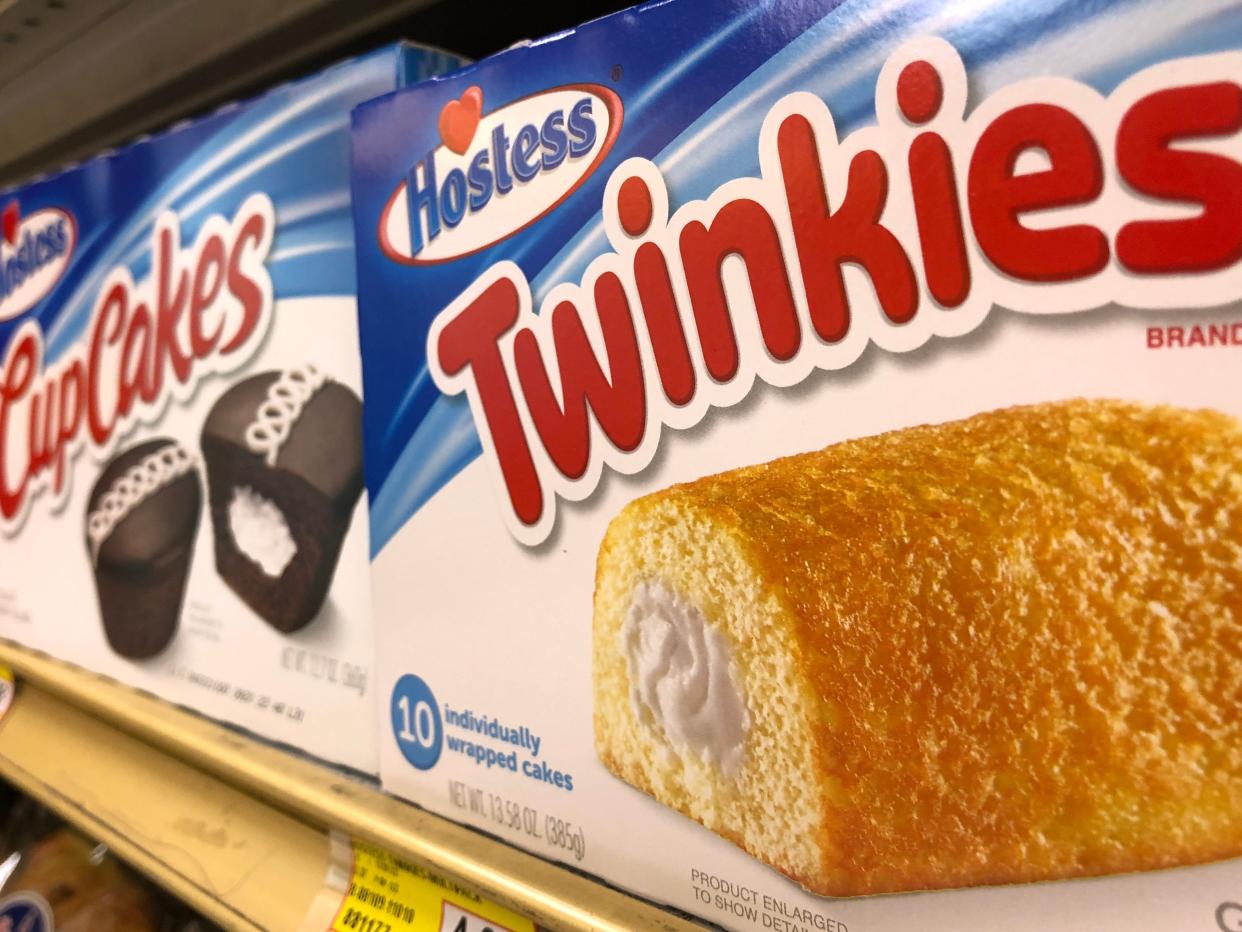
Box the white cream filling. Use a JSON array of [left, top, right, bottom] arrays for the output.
[[622, 579, 749, 775], [228, 486, 296, 577]]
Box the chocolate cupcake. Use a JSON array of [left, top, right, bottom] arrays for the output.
[[85, 439, 201, 659], [201, 366, 363, 633]]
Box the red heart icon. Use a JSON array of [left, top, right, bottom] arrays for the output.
[[439, 86, 483, 156], [1, 201, 18, 247]]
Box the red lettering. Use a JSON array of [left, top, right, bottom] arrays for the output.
[[680, 198, 800, 381], [1116, 82, 1242, 273], [119, 301, 154, 414], [423, 46, 1242, 547], [898, 59, 970, 308], [896, 60, 943, 124], [154, 225, 191, 391], [969, 104, 1108, 281], [1145, 322, 1242, 348], [779, 115, 918, 342], [910, 131, 970, 307], [221, 213, 268, 353], [87, 285, 125, 445], [189, 236, 226, 357], [514, 272, 646, 480], [634, 241, 695, 406], [0, 330, 37, 518], [0, 203, 271, 530], [53, 362, 84, 491], [27, 383, 53, 485], [436, 275, 541, 525], [618, 176, 654, 236], [620, 174, 695, 407]]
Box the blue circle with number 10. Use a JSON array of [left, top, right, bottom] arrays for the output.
[[391, 674, 443, 770]]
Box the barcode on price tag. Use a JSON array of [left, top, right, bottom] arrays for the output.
[[326, 838, 534, 932]]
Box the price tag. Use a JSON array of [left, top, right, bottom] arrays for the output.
[[324, 836, 535, 932]]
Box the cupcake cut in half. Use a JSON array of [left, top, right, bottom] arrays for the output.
[[201, 365, 363, 633]]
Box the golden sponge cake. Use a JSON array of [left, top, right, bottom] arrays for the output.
[[593, 399, 1242, 897]]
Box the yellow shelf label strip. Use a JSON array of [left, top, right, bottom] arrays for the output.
[[314, 834, 537, 932]]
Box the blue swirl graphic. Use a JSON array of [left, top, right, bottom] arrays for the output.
[[0, 43, 466, 365]]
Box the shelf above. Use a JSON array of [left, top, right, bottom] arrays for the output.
[[0, 0, 438, 188], [0, 641, 700, 932]]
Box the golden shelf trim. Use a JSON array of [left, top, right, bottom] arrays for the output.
[[0, 641, 699, 932], [0, 683, 332, 932]]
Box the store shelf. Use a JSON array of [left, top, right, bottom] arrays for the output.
[[0, 0, 438, 188], [0, 641, 700, 932], [0, 0, 635, 190], [0, 678, 335, 931]]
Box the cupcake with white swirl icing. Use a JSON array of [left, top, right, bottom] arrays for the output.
[[85, 437, 201, 659], [200, 365, 364, 633]]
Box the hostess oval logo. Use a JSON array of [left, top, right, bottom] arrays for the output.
[[380, 83, 622, 265], [0, 200, 76, 322]]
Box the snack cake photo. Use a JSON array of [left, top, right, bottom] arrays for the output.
[[201, 365, 365, 634], [594, 398, 1242, 896], [350, 0, 1242, 927]]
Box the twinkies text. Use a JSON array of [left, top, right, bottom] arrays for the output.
[[428, 39, 1242, 545]]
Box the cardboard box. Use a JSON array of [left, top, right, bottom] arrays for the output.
[[0, 42, 465, 773], [352, 0, 1242, 926]]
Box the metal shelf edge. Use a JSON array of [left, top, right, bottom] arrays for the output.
[[0, 641, 700, 932], [0, 683, 334, 931]]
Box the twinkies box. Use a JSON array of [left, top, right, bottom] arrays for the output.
[[352, 0, 1242, 928], [0, 43, 464, 772]]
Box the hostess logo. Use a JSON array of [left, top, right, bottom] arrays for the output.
[[0, 200, 75, 322], [380, 83, 622, 264]]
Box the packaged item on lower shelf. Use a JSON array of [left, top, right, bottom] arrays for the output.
[[0, 42, 466, 773], [0, 797, 215, 931], [1, 828, 164, 931], [350, 0, 1242, 928]]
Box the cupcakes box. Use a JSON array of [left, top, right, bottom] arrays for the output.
[[0, 42, 465, 772]]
